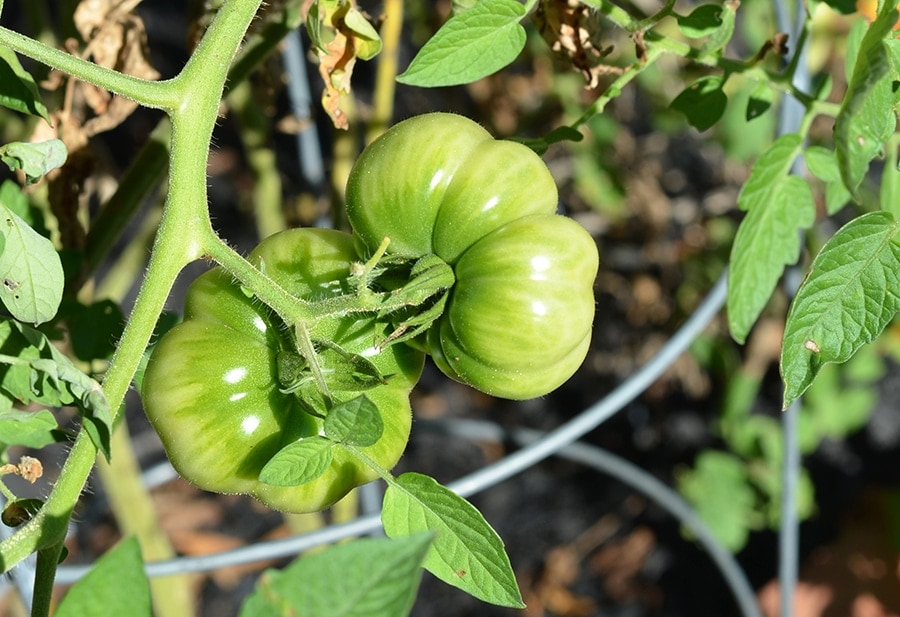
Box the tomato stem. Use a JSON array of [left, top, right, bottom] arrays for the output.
[[293, 322, 334, 404]]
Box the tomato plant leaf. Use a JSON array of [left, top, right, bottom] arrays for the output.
[[880, 145, 900, 218], [0, 139, 67, 185], [325, 395, 383, 446], [834, 2, 897, 199], [396, 0, 527, 87], [670, 76, 728, 132], [728, 134, 815, 344], [382, 472, 524, 608], [0, 180, 47, 235], [0, 46, 51, 122], [55, 537, 151, 617], [259, 436, 334, 486], [342, 7, 381, 60], [0, 320, 111, 459], [675, 4, 723, 38], [65, 299, 125, 362], [677, 450, 756, 552], [699, 0, 736, 56], [0, 409, 59, 449], [805, 146, 853, 215], [515, 124, 584, 155], [745, 81, 773, 121], [0, 198, 63, 325], [781, 211, 900, 407], [239, 533, 431, 617]]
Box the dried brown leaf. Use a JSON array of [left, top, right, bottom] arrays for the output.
[[534, 0, 617, 88]]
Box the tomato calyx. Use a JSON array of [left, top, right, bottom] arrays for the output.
[[267, 250, 452, 420]]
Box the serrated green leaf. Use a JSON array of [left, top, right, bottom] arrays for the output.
[[781, 211, 900, 407], [259, 436, 334, 486], [670, 76, 728, 132], [676, 5, 723, 38], [824, 180, 853, 215], [397, 0, 526, 87], [0, 409, 58, 449], [0, 320, 111, 459], [382, 472, 523, 608], [55, 537, 150, 617], [0, 46, 50, 122], [834, 3, 898, 199], [728, 134, 815, 343], [0, 140, 67, 185], [239, 534, 432, 617], [325, 395, 383, 446], [881, 145, 900, 218], [805, 145, 841, 182], [677, 451, 756, 552], [0, 201, 63, 325]]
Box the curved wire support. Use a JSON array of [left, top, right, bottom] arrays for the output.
[[425, 418, 763, 617], [56, 270, 728, 584]]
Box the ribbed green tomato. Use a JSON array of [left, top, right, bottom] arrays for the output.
[[346, 113, 598, 399], [141, 229, 424, 513]]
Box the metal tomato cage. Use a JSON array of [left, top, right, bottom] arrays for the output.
[[5, 2, 814, 615]]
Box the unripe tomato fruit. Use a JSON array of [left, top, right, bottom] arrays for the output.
[[141, 229, 424, 513], [346, 113, 598, 399]]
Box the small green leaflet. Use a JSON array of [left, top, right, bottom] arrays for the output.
[[833, 1, 898, 200], [675, 4, 724, 38], [745, 82, 773, 122], [515, 124, 584, 156], [0, 140, 67, 185], [0, 409, 59, 449], [397, 0, 527, 87], [670, 76, 728, 132], [342, 7, 382, 60], [804, 145, 852, 215], [727, 133, 815, 344], [0, 193, 64, 325], [677, 450, 756, 552], [259, 436, 333, 486], [382, 472, 524, 608], [781, 211, 900, 407], [55, 537, 151, 617], [239, 534, 432, 617], [324, 395, 383, 446], [0, 320, 112, 459], [0, 46, 51, 122], [880, 142, 900, 218]]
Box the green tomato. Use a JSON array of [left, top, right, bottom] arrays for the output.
[[346, 113, 598, 399], [141, 229, 424, 513]]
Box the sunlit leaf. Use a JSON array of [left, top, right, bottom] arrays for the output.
[[728, 134, 815, 343], [397, 0, 526, 87], [781, 211, 900, 407], [55, 538, 150, 617], [239, 534, 431, 617], [670, 76, 728, 131], [382, 472, 523, 608]]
